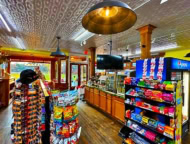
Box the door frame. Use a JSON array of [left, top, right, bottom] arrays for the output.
[[70, 63, 88, 89]]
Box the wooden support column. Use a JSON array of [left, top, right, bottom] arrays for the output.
[[58, 58, 61, 84], [137, 24, 156, 59], [51, 60, 56, 81], [6, 58, 10, 73], [89, 47, 96, 78]]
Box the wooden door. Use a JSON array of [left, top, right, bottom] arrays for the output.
[[100, 91, 106, 111], [106, 94, 112, 114]]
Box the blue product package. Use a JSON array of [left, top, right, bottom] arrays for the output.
[[135, 114, 142, 123], [135, 108, 142, 114], [131, 113, 136, 120]]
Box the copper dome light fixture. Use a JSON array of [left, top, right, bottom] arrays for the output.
[[82, 0, 137, 35], [50, 36, 66, 57]]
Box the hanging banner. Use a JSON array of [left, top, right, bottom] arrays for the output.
[[150, 58, 156, 80], [142, 59, 148, 79], [157, 57, 164, 81]]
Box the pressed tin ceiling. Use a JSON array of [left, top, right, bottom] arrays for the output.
[[0, 0, 189, 56]]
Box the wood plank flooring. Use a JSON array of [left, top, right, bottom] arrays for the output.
[[78, 102, 123, 144], [0, 102, 190, 144]]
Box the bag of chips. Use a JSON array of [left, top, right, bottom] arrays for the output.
[[72, 105, 79, 117], [62, 124, 69, 138], [54, 106, 63, 123], [63, 106, 73, 120]]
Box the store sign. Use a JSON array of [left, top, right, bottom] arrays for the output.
[[171, 59, 190, 70]]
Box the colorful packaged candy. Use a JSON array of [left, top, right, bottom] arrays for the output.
[[165, 84, 174, 91], [62, 124, 69, 137], [157, 122, 166, 133], [63, 106, 73, 120], [130, 132, 150, 144], [144, 89, 153, 99], [168, 107, 175, 117], [163, 126, 174, 139], [142, 116, 149, 125], [54, 106, 63, 123], [126, 110, 131, 118], [148, 119, 158, 129], [155, 135, 166, 143], [125, 138, 135, 144], [152, 106, 160, 113], [69, 121, 76, 134], [56, 123, 63, 135], [162, 93, 174, 102], [131, 113, 136, 120], [135, 114, 142, 123], [72, 105, 79, 117], [152, 91, 162, 101], [145, 130, 156, 141]]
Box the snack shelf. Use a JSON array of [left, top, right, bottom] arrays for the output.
[[125, 94, 174, 105], [125, 125, 157, 144], [125, 117, 174, 140], [125, 103, 174, 118], [126, 84, 174, 93]]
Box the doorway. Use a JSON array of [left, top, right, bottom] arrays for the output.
[[70, 63, 88, 89]]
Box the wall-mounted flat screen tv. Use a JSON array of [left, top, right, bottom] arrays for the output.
[[97, 55, 124, 70]]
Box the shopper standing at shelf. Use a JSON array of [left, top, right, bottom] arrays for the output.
[[35, 66, 46, 82]]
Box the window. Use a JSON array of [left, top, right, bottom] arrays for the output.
[[61, 60, 66, 83], [10, 62, 51, 81]]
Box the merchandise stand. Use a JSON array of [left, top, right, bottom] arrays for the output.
[[12, 80, 50, 144], [119, 79, 182, 144], [50, 90, 81, 144]]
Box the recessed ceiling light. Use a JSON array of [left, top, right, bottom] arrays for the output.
[[160, 0, 168, 4]]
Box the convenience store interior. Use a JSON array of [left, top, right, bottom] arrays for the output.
[[0, 0, 190, 144]]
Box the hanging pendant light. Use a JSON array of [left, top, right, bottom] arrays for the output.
[[50, 36, 66, 57], [82, 0, 137, 35]]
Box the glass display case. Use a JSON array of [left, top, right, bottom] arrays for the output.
[[116, 74, 127, 94], [106, 73, 116, 93]]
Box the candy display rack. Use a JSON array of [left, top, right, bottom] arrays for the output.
[[12, 80, 48, 144], [50, 90, 81, 144], [119, 78, 182, 144]]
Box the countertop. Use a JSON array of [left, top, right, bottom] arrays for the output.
[[85, 85, 125, 99]]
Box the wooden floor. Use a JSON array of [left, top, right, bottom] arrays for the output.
[[78, 102, 122, 144], [0, 102, 190, 144], [0, 105, 13, 144]]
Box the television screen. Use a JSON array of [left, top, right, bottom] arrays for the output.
[[97, 55, 124, 70]]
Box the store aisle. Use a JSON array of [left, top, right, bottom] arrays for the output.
[[78, 101, 122, 144], [0, 104, 13, 144], [0, 102, 190, 144]]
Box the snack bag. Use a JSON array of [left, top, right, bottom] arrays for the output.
[[63, 106, 73, 120], [54, 106, 63, 123], [69, 121, 76, 134], [72, 105, 79, 117], [62, 124, 70, 138], [56, 124, 62, 135]]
